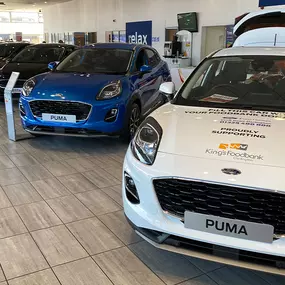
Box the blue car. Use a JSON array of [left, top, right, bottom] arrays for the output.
[[19, 43, 171, 139]]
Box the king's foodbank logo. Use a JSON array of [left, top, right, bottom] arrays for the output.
[[219, 143, 248, 151]]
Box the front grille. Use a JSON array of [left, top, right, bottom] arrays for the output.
[[153, 179, 285, 235], [29, 100, 91, 121]]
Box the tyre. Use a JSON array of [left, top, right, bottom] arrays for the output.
[[121, 102, 141, 141]]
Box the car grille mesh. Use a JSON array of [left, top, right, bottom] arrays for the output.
[[29, 100, 91, 121], [153, 179, 285, 235]]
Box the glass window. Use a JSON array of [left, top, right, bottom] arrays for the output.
[[0, 12, 10, 23], [12, 47, 65, 63], [11, 12, 38, 23], [174, 55, 285, 112], [0, 44, 26, 58], [145, 49, 159, 67], [56, 48, 132, 74]]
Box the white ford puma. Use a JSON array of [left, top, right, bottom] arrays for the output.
[[123, 47, 285, 275]]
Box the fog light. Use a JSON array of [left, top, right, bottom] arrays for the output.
[[104, 108, 118, 122], [124, 172, 140, 204]]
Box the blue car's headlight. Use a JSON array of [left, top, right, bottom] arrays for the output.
[[22, 79, 36, 97], [131, 117, 163, 165], [96, 80, 122, 100]]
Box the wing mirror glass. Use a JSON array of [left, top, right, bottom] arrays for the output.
[[139, 65, 152, 74], [159, 82, 175, 101], [48, 61, 58, 71]]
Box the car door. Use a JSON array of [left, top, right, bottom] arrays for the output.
[[129, 48, 155, 115]]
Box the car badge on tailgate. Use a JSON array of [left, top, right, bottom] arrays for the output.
[[222, 168, 241, 175], [51, 93, 65, 99]]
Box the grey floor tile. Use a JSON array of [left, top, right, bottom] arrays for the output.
[[67, 217, 123, 255], [208, 266, 271, 285], [57, 173, 97, 194], [53, 257, 112, 285], [0, 207, 27, 238], [93, 247, 164, 285], [185, 257, 224, 273], [47, 195, 93, 223], [0, 233, 48, 279], [0, 269, 4, 282], [16, 201, 62, 231], [18, 164, 53, 182], [1, 143, 27, 155], [0, 187, 11, 209], [31, 178, 70, 200], [43, 161, 77, 177], [31, 225, 88, 266], [89, 156, 122, 169], [0, 155, 15, 170], [179, 275, 218, 285], [76, 189, 121, 216], [129, 241, 202, 285], [8, 269, 60, 285], [250, 271, 285, 285], [3, 182, 42, 206], [9, 153, 39, 167], [0, 282, 7, 285], [105, 166, 123, 181], [0, 168, 27, 186], [101, 185, 123, 207], [64, 157, 96, 172], [82, 168, 120, 188], [99, 210, 142, 245]]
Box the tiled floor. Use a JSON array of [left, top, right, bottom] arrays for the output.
[[0, 104, 283, 284]]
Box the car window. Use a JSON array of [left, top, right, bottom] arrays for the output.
[[134, 49, 148, 72], [174, 55, 285, 112], [56, 48, 132, 74], [145, 48, 160, 67], [12, 47, 65, 63]]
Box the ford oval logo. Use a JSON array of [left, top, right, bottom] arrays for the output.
[[222, 168, 241, 175]]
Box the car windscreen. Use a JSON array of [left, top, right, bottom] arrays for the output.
[[12, 47, 65, 63], [0, 44, 21, 58], [174, 55, 285, 112], [55, 48, 132, 74]]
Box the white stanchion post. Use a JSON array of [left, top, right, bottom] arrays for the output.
[[4, 72, 20, 142]]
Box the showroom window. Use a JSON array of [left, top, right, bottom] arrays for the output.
[[11, 12, 38, 23], [0, 12, 10, 23]]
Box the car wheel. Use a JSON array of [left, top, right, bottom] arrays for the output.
[[121, 103, 141, 141]]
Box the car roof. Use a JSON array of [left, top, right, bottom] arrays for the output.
[[0, 42, 30, 45], [28, 43, 75, 48], [85, 42, 149, 50], [212, 47, 285, 58]]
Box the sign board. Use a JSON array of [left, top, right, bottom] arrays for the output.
[[259, 0, 285, 6], [16, 32, 22, 42], [226, 25, 234, 47], [126, 21, 152, 46]]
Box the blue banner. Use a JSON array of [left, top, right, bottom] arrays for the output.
[[126, 21, 152, 46], [259, 0, 285, 6]]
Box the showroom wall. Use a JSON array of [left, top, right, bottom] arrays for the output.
[[43, 0, 279, 65]]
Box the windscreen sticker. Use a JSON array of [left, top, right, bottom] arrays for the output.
[[212, 128, 266, 139], [200, 94, 238, 103], [220, 117, 271, 128]]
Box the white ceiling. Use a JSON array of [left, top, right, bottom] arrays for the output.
[[0, 0, 72, 11]]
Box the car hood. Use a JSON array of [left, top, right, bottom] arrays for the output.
[[153, 104, 285, 168], [1, 62, 49, 80], [31, 72, 125, 100]]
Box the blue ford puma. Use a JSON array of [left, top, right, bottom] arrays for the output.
[[20, 43, 171, 139]]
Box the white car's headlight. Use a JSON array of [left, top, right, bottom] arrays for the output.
[[131, 117, 162, 165], [22, 79, 36, 97], [96, 80, 122, 100]]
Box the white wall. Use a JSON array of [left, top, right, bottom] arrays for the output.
[[43, 0, 269, 65]]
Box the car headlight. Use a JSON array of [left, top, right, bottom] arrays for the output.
[[96, 80, 122, 100], [22, 79, 36, 97], [131, 117, 162, 165]]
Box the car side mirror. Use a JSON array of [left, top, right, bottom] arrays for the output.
[[159, 82, 175, 101], [48, 61, 58, 71], [139, 65, 152, 74]]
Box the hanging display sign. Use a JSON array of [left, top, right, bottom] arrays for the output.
[[259, 0, 285, 6], [226, 25, 234, 47], [126, 21, 152, 46], [16, 32, 22, 42]]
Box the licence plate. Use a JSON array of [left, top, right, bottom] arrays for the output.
[[42, 113, 76, 123], [184, 212, 274, 243], [12, 88, 22, 94]]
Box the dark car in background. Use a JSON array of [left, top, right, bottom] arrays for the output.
[[0, 42, 31, 68], [0, 43, 76, 98]]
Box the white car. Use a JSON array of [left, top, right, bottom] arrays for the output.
[[123, 46, 285, 275]]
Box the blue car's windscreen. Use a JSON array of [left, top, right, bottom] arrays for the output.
[[56, 48, 132, 74], [12, 47, 65, 63]]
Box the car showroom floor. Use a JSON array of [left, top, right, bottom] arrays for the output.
[[0, 104, 282, 285]]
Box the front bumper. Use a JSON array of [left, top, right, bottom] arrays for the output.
[[20, 97, 127, 137], [123, 147, 285, 275]]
